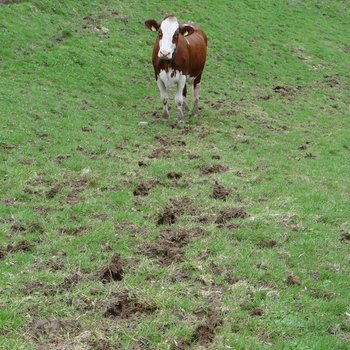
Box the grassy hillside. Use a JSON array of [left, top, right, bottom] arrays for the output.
[[1, 1, 349, 349]]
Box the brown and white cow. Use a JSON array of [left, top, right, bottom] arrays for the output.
[[145, 16, 207, 123]]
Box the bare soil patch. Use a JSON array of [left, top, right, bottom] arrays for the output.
[[7, 240, 35, 252], [215, 208, 248, 224], [46, 184, 63, 199], [98, 253, 124, 283], [200, 164, 228, 175], [340, 231, 350, 242], [104, 292, 156, 319], [167, 172, 182, 180], [133, 180, 159, 196], [258, 240, 277, 248], [250, 307, 264, 316], [157, 197, 192, 225], [212, 181, 230, 200], [29, 318, 80, 340], [149, 147, 170, 159], [193, 311, 223, 346], [286, 273, 301, 285], [0, 248, 5, 260]]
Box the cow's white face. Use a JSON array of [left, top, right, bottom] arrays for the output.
[[158, 17, 179, 60]]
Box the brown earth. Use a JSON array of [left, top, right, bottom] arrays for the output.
[[193, 311, 223, 346], [258, 240, 277, 248], [104, 292, 157, 319], [133, 180, 159, 196], [286, 273, 301, 285], [200, 164, 228, 175], [157, 197, 192, 225], [46, 184, 63, 199], [212, 181, 230, 200], [149, 147, 170, 159], [215, 208, 248, 224], [7, 240, 35, 252], [29, 318, 80, 340], [99, 253, 124, 283], [167, 172, 182, 180]]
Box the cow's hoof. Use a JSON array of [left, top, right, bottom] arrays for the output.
[[162, 112, 169, 119]]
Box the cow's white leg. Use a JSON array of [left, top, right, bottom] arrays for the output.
[[182, 84, 190, 113], [157, 77, 169, 119], [192, 83, 201, 115], [175, 75, 187, 123]]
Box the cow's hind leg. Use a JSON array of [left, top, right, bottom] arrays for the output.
[[191, 73, 202, 116], [182, 84, 190, 113], [175, 75, 187, 123], [157, 78, 169, 119]]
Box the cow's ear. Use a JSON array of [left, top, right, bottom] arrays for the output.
[[179, 25, 195, 37], [145, 20, 160, 32]]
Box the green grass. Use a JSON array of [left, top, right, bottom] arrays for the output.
[[1, 0, 350, 349]]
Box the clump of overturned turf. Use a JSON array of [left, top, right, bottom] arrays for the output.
[[99, 253, 124, 283], [212, 181, 230, 200], [286, 273, 301, 285], [133, 179, 159, 196], [29, 318, 80, 340], [157, 197, 191, 225], [215, 208, 248, 224], [200, 164, 228, 175], [7, 240, 35, 252], [193, 311, 223, 346], [104, 292, 157, 319]]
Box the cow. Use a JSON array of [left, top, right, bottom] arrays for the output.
[[144, 16, 207, 123]]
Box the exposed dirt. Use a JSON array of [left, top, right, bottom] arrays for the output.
[[67, 177, 89, 204], [29, 318, 80, 340], [340, 231, 350, 242], [139, 228, 203, 265], [59, 273, 83, 291], [286, 273, 301, 285], [193, 311, 223, 346], [250, 307, 264, 316], [7, 240, 35, 252], [99, 253, 124, 283], [200, 164, 228, 175], [138, 160, 148, 167], [149, 147, 170, 159], [258, 240, 277, 248], [55, 154, 71, 164], [22, 281, 48, 295], [212, 181, 230, 200], [133, 180, 159, 196], [104, 292, 156, 319], [167, 172, 183, 180], [215, 208, 248, 224], [157, 198, 191, 225], [46, 184, 63, 199], [0, 248, 6, 260]]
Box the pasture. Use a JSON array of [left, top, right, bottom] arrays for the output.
[[0, 1, 349, 349]]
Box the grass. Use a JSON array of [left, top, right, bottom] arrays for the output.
[[1, 0, 350, 349]]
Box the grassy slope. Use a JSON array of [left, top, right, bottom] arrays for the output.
[[1, 0, 350, 349]]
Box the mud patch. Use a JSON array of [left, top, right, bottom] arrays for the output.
[[46, 184, 63, 199], [149, 147, 170, 159], [0, 248, 5, 260], [250, 307, 264, 316], [258, 240, 277, 248], [139, 227, 203, 265], [67, 177, 89, 205], [59, 273, 83, 291], [157, 198, 191, 225], [133, 180, 159, 196], [22, 281, 47, 295], [340, 231, 350, 242], [215, 208, 248, 224], [167, 172, 182, 180], [99, 253, 124, 283], [193, 311, 223, 346], [104, 292, 156, 319], [29, 318, 80, 340], [7, 240, 35, 252], [286, 273, 301, 285], [200, 164, 228, 175], [212, 181, 230, 200]]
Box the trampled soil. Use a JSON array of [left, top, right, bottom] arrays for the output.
[[7, 240, 35, 252], [99, 253, 124, 283], [215, 208, 249, 224], [212, 181, 230, 200], [193, 311, 223, 346], [200, 164, 228, 175]]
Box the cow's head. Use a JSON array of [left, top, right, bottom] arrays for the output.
[[145, 16, 194, 60]]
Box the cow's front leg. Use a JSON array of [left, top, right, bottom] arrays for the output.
[[157, 78, 169, 119], [175, 75, 187, 123]]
